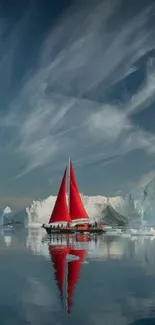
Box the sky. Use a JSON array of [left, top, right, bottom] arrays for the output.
[[0, 0, 155, 209]]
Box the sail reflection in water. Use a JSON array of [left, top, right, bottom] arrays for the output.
[[49, 235, 88, 314], [67, 248, 86, 313]]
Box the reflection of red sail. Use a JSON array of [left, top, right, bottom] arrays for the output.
[[49, 245, 70, 299], [49, 235, 89, 314], [49, 168, 71, 224], [67, 248, 87, 313], [76, 234, 89, 242]]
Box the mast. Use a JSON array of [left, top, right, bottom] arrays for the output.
[[68, 158, 71, 214]]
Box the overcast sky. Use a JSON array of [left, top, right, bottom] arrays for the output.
[[0, 0, 155, 208]]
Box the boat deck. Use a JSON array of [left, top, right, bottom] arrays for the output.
[[43, 226, 105, 235]]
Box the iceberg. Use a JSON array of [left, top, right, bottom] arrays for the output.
[[3, 206, 12, 215], [0, 207, 11, 226], [130, 177, 155, 225], [3, 207, 28, 227], [2, 176, 155, 227], [1, 194, 138, 227]]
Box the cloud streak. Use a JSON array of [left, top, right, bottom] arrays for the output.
[[128, 58, 155, 115], [1, 0, 155, 181]]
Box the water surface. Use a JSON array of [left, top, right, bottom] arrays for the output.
[[0, 228, 155, 324]]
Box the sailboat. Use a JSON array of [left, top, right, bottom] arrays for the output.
[[49, 243, 87, 314], [42, 159, 105, 234]]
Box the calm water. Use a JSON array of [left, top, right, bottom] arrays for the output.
[[0, 228, 155, 324]]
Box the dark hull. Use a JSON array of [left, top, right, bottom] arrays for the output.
[[43, 226, 106, 235]]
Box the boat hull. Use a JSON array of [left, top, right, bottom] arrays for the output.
[[42, 226, 106, 235]]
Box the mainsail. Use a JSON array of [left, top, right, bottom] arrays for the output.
[[49, 167, 71, 224], [69, 160, 89, 222]]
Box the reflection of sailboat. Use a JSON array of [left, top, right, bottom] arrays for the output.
[[49, 245, 70, 302], [67, 248, 86, 313], [43, 159, 105, 234], [75, 234, 90, 242], [49, 242, 87, 314]]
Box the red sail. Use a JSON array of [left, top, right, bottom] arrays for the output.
[[49, 245, 70, 299], [49, 168, 71, 224], [69, 161, 89, 221], [67, 248, 87, 313]]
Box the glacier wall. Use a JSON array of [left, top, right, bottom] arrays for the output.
[[2, 176, 155, 227], [2, 194, 140, 227], [131, 179, 155, 224]]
